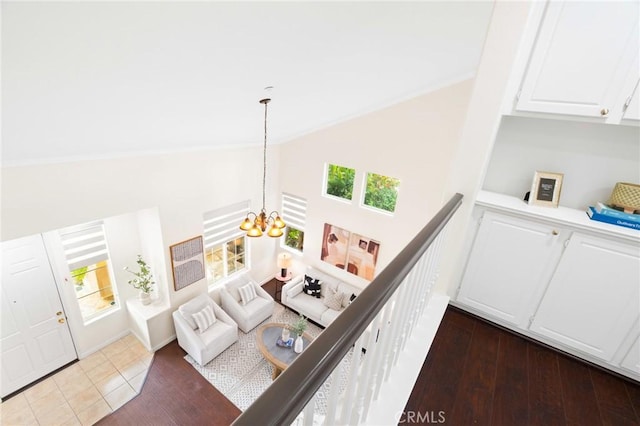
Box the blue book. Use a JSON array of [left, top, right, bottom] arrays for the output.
[[595, 202, 640, 223], [276, 338, 294, 348], [587, 207, 640, 231]]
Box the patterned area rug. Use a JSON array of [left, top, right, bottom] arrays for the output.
[[185, 305, 354, 413]]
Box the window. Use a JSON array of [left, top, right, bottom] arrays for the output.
[[325, 163, 355, 201], [60, 222, 118, 322], [281, 193, 307, 252], [363, 172, 401, 213], [203, 201, 249, 285]]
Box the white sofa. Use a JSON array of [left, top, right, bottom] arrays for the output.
[[281, 267, 361, 327], [220, 272, 275, 333], [173, 293, 238, 366]]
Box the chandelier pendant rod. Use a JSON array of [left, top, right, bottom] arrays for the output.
[[261, 98, 269, 213]]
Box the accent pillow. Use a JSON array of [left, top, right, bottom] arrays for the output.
[[192, 305, 216, 333], [238, 283, 257, 305], [303, 275, 322, 298], [324, 288, 345, 311]]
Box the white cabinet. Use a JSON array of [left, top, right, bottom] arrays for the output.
[[530, 232, 640, 362], [516, 0, 639, 122], [621, 335, 640, 378], [456, 193, 640, 379], [457, 211, 566, 328]]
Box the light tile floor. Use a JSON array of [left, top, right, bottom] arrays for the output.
[[0, 334, 153, 426]]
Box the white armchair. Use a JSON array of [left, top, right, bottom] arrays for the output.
[[220, 273, 275, 333], [172, 293, 238, 366]]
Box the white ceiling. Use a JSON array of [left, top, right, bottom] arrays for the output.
[[1, 1, 494, 166]]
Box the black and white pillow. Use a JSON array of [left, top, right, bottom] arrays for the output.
[[303, 275, 322, 298]]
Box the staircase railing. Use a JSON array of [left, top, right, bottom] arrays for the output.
[[233, 193, 464, 426]]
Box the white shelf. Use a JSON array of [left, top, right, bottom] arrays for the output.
[[476, 190, 640, 243], [126, 298, 170, 320]]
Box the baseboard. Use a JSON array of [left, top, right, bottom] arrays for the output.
[[152, 334, 177, 352], [77, 329, 131, 359]]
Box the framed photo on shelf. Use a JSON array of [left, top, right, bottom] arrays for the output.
[[529, 171, 564, 208]]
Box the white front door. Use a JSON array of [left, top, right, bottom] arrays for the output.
[[1, 235, 77, 398]]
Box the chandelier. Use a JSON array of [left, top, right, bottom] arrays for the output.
[[239, 96, 286, 238]]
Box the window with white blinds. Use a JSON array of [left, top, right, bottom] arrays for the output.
[[281, 193, 306, 252], [203, 201, 249, 285], [59, 222, 118, 322]]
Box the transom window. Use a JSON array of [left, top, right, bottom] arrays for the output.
[[59, 222, 118, 322], [203, 201, 249, 285], [281, 193, 307, 252], [325, 163, 355, 201]]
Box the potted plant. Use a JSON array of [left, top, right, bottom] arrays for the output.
[[124, 255, 155, 305], [291, 315, 308, 353]]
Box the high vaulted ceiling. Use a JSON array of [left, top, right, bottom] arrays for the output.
[[2, 1, 494, 166]]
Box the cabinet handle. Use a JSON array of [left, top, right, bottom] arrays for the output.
[[58, 318, 65, 324], [600, 108, 609, 116], [552, 230, 559, 236], [56, 311, 62, 316]]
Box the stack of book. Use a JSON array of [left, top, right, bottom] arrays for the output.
[[276, 337, 294, 348], [587, 202, 640, 231]]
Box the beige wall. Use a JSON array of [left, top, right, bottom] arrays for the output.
[[278, 78, 474, 288]]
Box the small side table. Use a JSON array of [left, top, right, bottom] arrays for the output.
[[273, 272, 293, 302]]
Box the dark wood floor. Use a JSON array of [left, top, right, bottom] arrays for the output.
[[98, 302, 640, 426], [96, 339, 240, 426], [402, 307, 640, 425]]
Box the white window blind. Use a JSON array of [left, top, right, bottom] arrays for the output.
[[282, 193, 307, 231], [203, 201, 250, 249], [60, 222, 109, 271]]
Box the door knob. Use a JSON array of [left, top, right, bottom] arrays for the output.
[[58, 318, 65, 324], [600, 108, 609, 116]]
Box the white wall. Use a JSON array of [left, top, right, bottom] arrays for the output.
[[440, 1, 534, 297], [2, 145, 282, 354], [278, 79, 475, 288], [483, 116, 640, 209], [42, 211, 143, 357]]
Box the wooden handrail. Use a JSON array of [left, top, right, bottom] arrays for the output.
[[233, 193, 464, 426]]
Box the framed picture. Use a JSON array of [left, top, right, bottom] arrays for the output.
[[320, 223, 349, 270], [170, 236, 205, 291], [320, 222, 381, 281], [529, 171, 564, 208]]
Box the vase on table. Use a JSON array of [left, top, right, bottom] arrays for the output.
[[294, 335, 304, 353], [281, 328, 290, 342]]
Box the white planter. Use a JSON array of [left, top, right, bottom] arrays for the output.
[[139, 291, 151, 305]]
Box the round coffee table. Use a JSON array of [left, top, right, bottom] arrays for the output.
[[256, 323, 314, 380]]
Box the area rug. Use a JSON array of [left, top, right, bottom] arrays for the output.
[[184, 304, 354, 413]]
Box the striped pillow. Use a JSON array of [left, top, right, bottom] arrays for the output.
[[239, 284, 257, 306], [192, 304, 216, 333]]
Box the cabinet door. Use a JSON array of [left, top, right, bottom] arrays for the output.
[[621, 77, 639, 121], [530, 233, 640, 362], [517, 0, 639, 118], [457, 211, 565, 328]]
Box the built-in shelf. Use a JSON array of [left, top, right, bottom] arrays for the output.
[[476, 190, 640, 243], [127, 298, 172, 351]]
